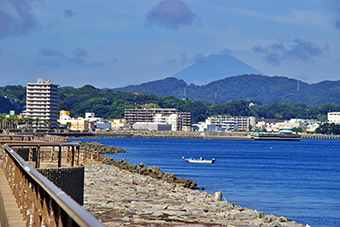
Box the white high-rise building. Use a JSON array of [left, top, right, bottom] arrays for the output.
[[26, 78, 59, 128]]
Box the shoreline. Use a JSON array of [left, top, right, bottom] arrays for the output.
[[83, 162, 307, 227], [78, 140, 308, 226], [53, 130, 340, 140]]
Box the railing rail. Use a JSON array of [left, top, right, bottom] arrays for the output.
[[79, 147, 100, 162], [1, 144, 105, 227]]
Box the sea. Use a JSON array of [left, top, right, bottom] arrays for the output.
[[70, 137, 340, 227]]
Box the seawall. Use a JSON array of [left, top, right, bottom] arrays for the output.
[[50, 130, 340, 140]]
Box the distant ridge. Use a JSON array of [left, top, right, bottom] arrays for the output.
[[113, 74, 340, 106], [172, 54, 262, 85]]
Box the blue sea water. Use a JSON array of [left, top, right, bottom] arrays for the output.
[[70, 138, 340, 227]]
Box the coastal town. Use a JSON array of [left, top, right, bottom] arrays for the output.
[[3, 0, 340, 225], [0, 78, 337, 227], [2, 78, 340, 137]]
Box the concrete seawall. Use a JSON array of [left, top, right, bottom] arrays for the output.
[[59, 131, 340, 140], [300, 134, 340, 139], [59, 131, 250, 140]]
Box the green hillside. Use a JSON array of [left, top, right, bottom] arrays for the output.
[[58, 86, 340, 123], [1, 75, 340, 123], [114, 75, 340, 106]]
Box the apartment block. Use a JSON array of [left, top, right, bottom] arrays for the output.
[[26, 78, 59, 128], [328, 112, 340, 124], [124, 108, 192, 131], [210, 115, 256, 131]]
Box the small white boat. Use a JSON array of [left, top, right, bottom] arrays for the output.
[[183, 156, 215, 164]]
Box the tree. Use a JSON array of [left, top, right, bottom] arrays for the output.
[[292, 127, 304, 133], [0, 113, 6, 130], [66, 122, 72, 130], [45, 120, 52, 129], [315, 123, 340, 135], [35, 118, 40, 129]]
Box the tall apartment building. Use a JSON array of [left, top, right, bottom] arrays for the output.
[[26, 78, 59, 128], [124, 108, 192, 131]]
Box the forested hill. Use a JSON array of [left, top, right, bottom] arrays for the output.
[[113, 75, 340, 106], [58, 86, 340, 122], [1, 84, 340, 123]]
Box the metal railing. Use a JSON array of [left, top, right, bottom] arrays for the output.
[[1, 144, 105, 227]]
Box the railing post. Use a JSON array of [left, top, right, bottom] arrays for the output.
[[71, 146, 74, 167], [51, 146, 55, 162], [41, 147, 44, 163], [35, 145, 40, 168], [75, 146, 80, 166], [67, 146, 71, 164], [58, 145, 62, 167]]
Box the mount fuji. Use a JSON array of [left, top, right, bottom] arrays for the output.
[[172, 54, 262, 85]]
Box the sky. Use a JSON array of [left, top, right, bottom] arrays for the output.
[[0, 0, 339, 88]]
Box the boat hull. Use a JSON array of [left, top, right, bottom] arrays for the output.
[[185, 159, 215, 164]]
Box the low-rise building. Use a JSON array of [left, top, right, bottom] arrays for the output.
[[58, 110, 89, 132], [306, 122, 320, 132], [85, 112, 107, 131], [255, 119, 277, 131], [328, 112, 340, 124], [275, 119, 302, 129], [124, 108, 192, 131], [96, 121, 112, 130], [154, 113, 182, 131], [111, 119, 127, 129], [210, 115, 255, 131], [132, 122, 172, 131]]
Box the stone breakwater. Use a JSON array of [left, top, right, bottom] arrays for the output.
[[78, 141, 203, 189], [84, 163, 306, 227], [74, 141, 130, 154], [102, 157, 203, 190]]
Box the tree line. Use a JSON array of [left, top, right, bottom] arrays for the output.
[[1, 84, 340, 134], [58, 85, 340, 123]]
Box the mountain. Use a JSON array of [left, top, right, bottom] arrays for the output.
[[113, 75, 340, 106], [172, 54, 262, 85]]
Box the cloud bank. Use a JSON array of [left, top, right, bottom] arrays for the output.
[[252, 39, 326, 65], [145, 0, 195, 30], [37, 47, 102, 68], [0, 0, 38, 39]]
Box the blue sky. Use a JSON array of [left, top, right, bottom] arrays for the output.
[[0, 0, 339, 88]]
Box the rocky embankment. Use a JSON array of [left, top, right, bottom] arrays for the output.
[[84, 163, 306, 227], [80, 141, 307, 226], [77, 141, 202, 189], [75, 141, 130, 154], [102, 157, 202, 190]]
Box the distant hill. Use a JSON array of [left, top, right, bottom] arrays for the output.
[[172, 54, 262, 85], [1, 81, 340, 122], [0, 85, 26, 114], [113, 75, 340, 106]]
